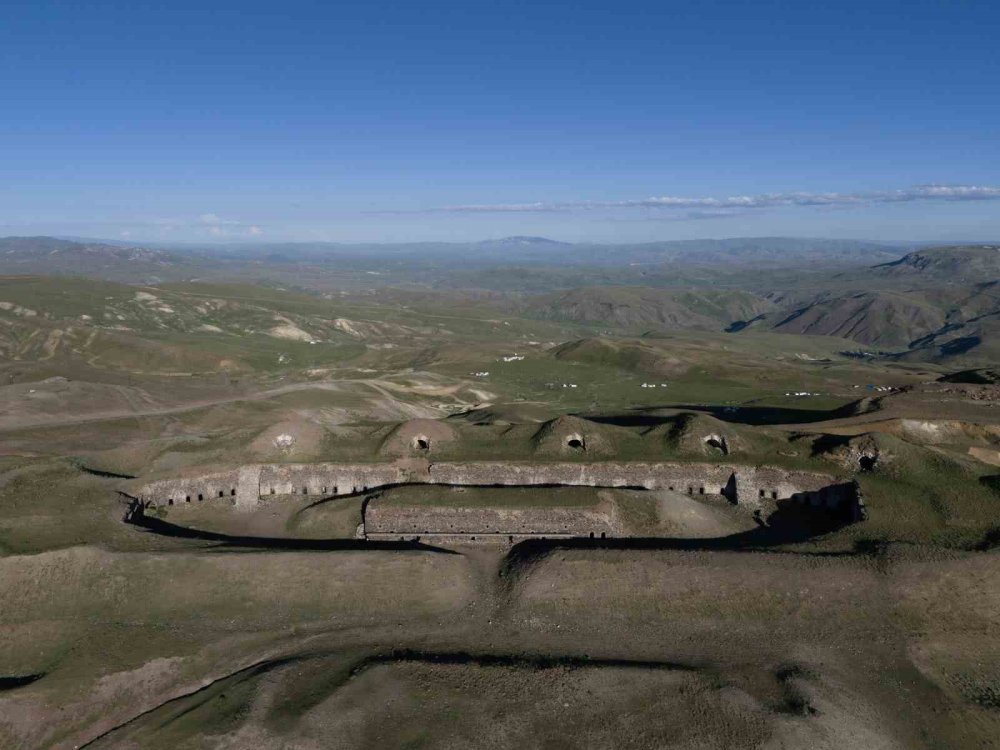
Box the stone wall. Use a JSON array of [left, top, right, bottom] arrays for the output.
[[423, 461, 827, 502], [365, 503, 619, 538], [133, 468, 244, 508], [363, 532, 579, 546], [257, 463, 404, 498], [130, 460, 860, 518]]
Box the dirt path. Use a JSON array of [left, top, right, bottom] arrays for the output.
[[0, 381, 346, 432], [0, 376, 485, 432]]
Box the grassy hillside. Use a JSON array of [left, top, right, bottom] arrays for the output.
[[902, 313, 1000, 364], [764, 290, 948, 348], [735, 277, 1000, 360], [870, 245, 1000, 285], [7, 240, 998, 372], [523, 286, 774, 330]]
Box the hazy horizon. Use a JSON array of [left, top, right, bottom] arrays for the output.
[[12, 233, 993, 250]]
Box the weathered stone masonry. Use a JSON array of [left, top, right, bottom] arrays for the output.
[[364, 503, 621, 540]]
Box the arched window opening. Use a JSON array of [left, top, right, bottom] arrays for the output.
[[703, 435, 729, 455], [859, 455, 878, 472]]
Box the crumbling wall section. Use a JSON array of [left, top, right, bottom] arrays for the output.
[[257, 462, 404, 498], [737, 466, 835, 507], [786, 479, 867, 522], [235, 465, 263, 511], [133, 469, 243, 507]]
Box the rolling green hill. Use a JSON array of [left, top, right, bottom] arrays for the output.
[[523, 286, 775, 330], [3, 239, 998, 367], [869, 245, 1000, 285], [762, 291, 948, 348], [0, 236, 206, 283], [732, 280, 1000, 358]]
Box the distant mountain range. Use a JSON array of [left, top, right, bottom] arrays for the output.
[[1, 234, 906, 269], [477, 236, 573, 249], [870, 244, 1000, 284], [0, 236, 206, 283], [752, 247, 1000, 354], [512, 245, 1000, 363]]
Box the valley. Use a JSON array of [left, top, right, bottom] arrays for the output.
[[1, 236, 998, 749]]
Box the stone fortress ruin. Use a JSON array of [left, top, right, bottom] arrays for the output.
[[129, 459, 863, 543], [122, 415, 866, 545]]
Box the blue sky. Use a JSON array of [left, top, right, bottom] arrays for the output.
[[1, 0, 998, 243]]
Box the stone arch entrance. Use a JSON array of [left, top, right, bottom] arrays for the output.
[[721, 472, 738, 504], [704, 434, 729, 455]]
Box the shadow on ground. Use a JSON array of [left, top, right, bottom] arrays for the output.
[[123, 503, 458, 554], [498, 500, 855, 585], [0, 674, 44, 691], [585, 404, 853, 427]]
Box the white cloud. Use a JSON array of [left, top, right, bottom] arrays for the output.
[[198, 212, 240, 226], [186, 214, 264, 237], [427, 184, 1000, 214]]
